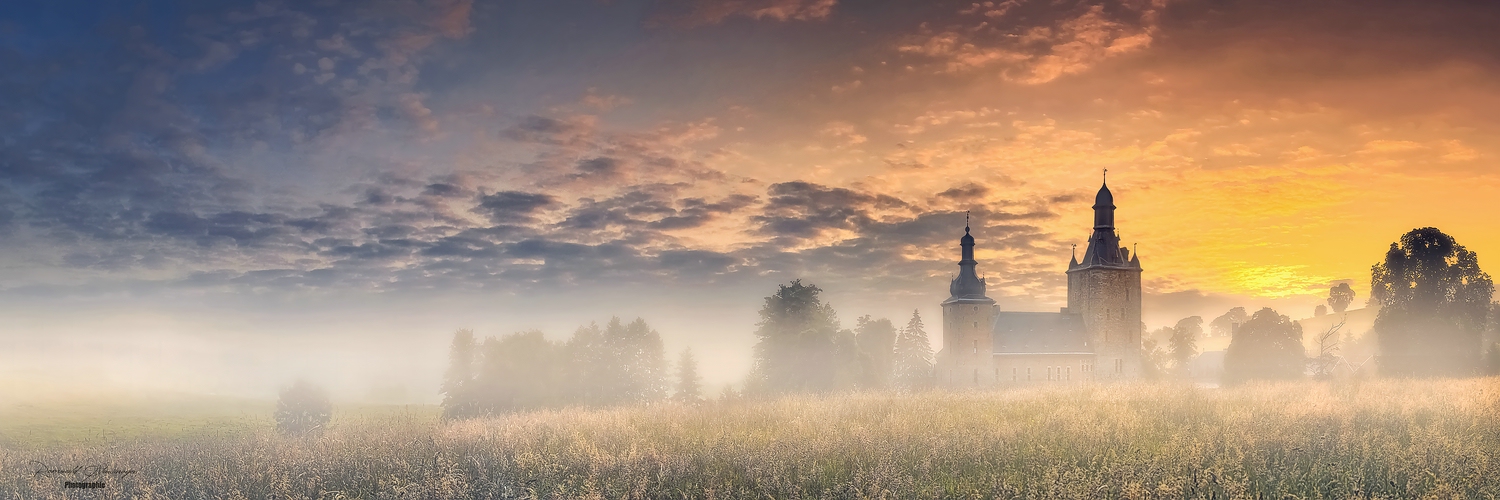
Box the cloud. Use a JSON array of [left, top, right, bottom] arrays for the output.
[[474, 191, 557, 224], [896, 0, 1168, 83], [651, 0, 838, 27]]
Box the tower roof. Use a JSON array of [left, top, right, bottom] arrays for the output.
[[949, 216, 988, 301], [1093, 180, 1115, 209]]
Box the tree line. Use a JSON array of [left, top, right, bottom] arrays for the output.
[[1143, 227, 1498, 384], [440, 280, 939, 417], [440, 317, 702, 419], [745, 280, 936, 396]]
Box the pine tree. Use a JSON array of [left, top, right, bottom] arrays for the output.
[[675, 348, 703, 404], [893, 310, 934, 390]]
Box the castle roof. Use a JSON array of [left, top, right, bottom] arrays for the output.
[[992, 312, 1091, 354], [948, 221, 990, 302], [1093, 181, 1114, 210]]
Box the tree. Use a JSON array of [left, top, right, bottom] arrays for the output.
[[275, 379, 332, 436], [617, 318, 669, 404], [1210, 307, 1248, 338], [1314, 305, 1327, 317], [893, 310, 935, 390], [1168, 316, 1203, 375], [674, 348, 703, 404], [564, 322, 610, 405], [472, 330, 566, 413], [1328, 283, 1355, 314], [1308, 317, 1346, 380], [854, 315, 897, 389], [830, 328, 867, 390], [1223, 308, 1306, 384], [1371, 227, 1493, 377], [564, 318, 668, 406], [748, 280, 844, 394], [441, 329, 478, 420], [1140, 337, 1169, 380], [1489, 303, 1500, 375]]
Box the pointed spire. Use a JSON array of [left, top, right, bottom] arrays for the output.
[[949, 214, 986, 300]]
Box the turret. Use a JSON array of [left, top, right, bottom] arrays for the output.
[[940, 212, 997, 386], [1066, 172, 1143, 379]]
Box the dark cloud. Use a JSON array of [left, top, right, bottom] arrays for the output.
[[936, 183, 990, 200], [474, 191, 556, 224], [649, 0, 838, 28], [755, 181, 910, 240], [144, 211, 293, 248]]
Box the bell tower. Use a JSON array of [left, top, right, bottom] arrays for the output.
[[940, 214, 997, 386], [1066, 172, 1144, 379]]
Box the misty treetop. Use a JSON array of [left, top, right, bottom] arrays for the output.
[[748, 280, 846, 394], [441, 317, 670, 419], [855, 316, 898, 390], [1371, 227, 1494, 376], [1210, 307, 1248, 338], [1223, 308, 1306, 385], [748, 280, 910, 396], [675, 348, 704, 404], [1328, 283, 1355, 314], [893, 310, 935, 391]]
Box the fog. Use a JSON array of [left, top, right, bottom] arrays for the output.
[[0, 278, 1335, 406]]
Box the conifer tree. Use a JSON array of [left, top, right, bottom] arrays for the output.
[[893, 310, 934, 390], [675, 348, 703, 404]]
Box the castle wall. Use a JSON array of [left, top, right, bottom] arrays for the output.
[[940, 301, 996, 387], [992, 353, 1096, 385], [1067, 267, 1143, 379]]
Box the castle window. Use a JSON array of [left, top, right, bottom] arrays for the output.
[[973, 321, 978, 328], [972, 340, 978, 354], [1067, 367, 1072, 380], [1115, 359, 1123, 373], [1012, 368, 1017, 381], [973, 369, 978, 383], [995, 367, 999, 381], [1026, 368, 1031, 381], [1047, 367, 1053, 381]]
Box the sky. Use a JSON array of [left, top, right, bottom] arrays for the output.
[[2, 0, 1498, 401]]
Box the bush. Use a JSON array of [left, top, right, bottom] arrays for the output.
[[275, 379, 332, 436]]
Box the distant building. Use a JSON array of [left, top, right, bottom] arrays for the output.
[[936, 178, 1144, 386]]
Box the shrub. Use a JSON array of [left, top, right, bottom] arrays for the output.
[[275, 379, 332, 436]]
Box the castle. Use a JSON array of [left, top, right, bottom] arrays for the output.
[[936, 177, 1143, 386]]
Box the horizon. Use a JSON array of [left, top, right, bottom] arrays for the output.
[[2, 0, 1497, 403]]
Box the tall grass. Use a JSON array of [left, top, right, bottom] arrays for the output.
[[3, 378, 1497, 499]]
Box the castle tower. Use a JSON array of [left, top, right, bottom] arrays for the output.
[[1066, 175, 1144, 379], [940, 217, 997, 386]]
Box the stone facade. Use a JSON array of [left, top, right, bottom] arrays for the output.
[[938, 224, 998, 387], [936, 178, 1143, 387]]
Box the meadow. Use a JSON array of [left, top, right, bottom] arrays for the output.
[[2, 378, 1497, 499]]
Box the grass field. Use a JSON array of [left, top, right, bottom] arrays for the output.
[[2, 378, 1498, 499]]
